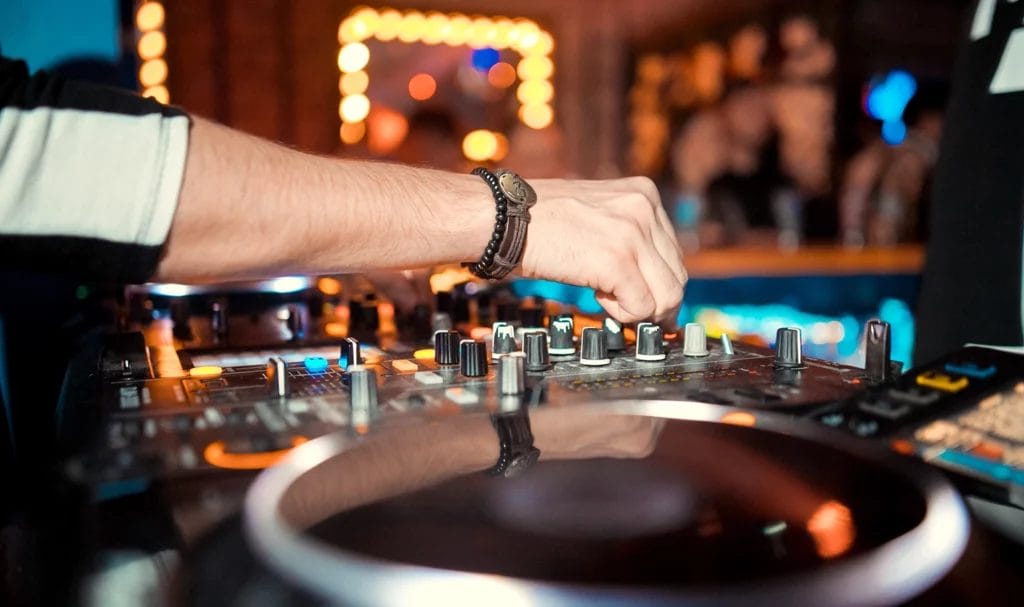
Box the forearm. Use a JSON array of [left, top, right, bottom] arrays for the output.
[[155, 116, 492, 282]]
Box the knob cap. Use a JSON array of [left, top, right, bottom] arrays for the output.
[[864, 320, 892, 383], [549, 318, 575, 355], [774, 327, 803, 368], [524, 331, 551, 371], [720, 333, 735, 356], [431, 312, 453, 333], [266, 356, 290, 397], [459, 339, 488, 377], [339, 337, 362, 370], [635, 322, 666, 361], [580, 327, 610, 366], [492, 322, 517, 359], [682, 323, 709, 357], [498, 353, 526, 395], [603, 318, 626, 351], [434, 330, 461, 366], [349, 364, 378, 425]]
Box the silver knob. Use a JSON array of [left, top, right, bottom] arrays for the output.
[[266, 356, 289, 397], [682, 323, 709, 357], [498, 353, 526, 395]]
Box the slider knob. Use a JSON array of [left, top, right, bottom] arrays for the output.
[[340, 336, 361, 370], [549, 319, 575, 355], [492, 322, 517, 360], [349, 365, 379, 425], [459, 339, 488, 377], [682, 323, 709, 357], [434, 330, 461, 366], [524, 331, 551, 371], [864, 320, 892, 383], [266, 356, 290, 398], [580, 327, 610, 366], [498, 353, 526, 395], [774, 327, 803, 368], [720, 333, 735, 356], [635, 322, 666, 361], [603, 318, 626, 351]]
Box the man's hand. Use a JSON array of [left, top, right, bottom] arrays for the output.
[[521, 177, 686, 325]]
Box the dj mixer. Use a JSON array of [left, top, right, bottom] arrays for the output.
[[57, 279, 1024, 606]]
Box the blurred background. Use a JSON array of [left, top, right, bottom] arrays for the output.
[[0, 0, 974, 366]]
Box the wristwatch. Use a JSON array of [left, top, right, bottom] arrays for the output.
[[487, 407, 541, 478]]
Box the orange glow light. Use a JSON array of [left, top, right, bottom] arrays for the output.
[[142, 85, 169, 104], [137, 30, 166, 60], [519, 103, 554, 129], [324, 321, 347, 338], [720, 411, 757, 427], [138, 58, 168, 87], [491, 131, 509, 162], [340, 94, 371, 122], [487, 62, 517, 88], [340, 121, 366, 144], [203, 436, 308, 470], [806, 500, 856, 559], [340, 70, 369, 95], [462, 129, 499, 161], [135, 2, 165, 32], [408, 73, 437, 101], [189, 365, 223, 379], [317, 277, 343, 296]]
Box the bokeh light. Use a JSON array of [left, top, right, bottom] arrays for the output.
[[338, 42, 370, 73], [142, 85, 169, 104], [487, 62, 517, 88], [519, 103, 554, 129], [462, 129, 499, 161], [408, 73, 437, 101], [340, 94, 371, 122], [135, 2, 165, 31], [138, 59, 168, 87], [340, 70, 369, 95], [445, 14, 472, 46], [398, 11, 426, 43], [517, 55, 553, 81], [422, 12, 450, 45], [492, 132, 510, 161], [137, 31, 166, 60], [340, 121, 367, 144], [376, 9, 402, 41], [516, 79, 554, 105]]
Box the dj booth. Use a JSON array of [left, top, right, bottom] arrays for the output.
[[15, 257, 1019, 606]]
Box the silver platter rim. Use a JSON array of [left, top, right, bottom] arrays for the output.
[[244, 399, 970, 607]]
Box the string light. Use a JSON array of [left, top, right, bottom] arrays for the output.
[[135, 2, 169, 103], [337, 7, 557, 145], [462, 129, 499, 161]]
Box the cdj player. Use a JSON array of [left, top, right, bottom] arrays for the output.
[[47, 279, 1024, 605]]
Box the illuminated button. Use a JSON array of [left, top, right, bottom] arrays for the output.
[[392, 359, 419, 372], [304, 356, 329, 374], [916, 371, 969, 393], [944, 362, 997, 380], [189, 365, 223, 379], [413, 348, 435, 360], [970, 441, 1005, 461], [414, 371, 444, 385]]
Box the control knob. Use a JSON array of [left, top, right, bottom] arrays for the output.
[[349, 365, 378, 427], [524, 331, 551, 371], [549, 318, 575, 355], [864, 320, 892, 383], [266, 356, 290, 398], [635, 322, 666, 361], [459, 339, 488, 377], [682, 323, 709, 357], [498, 352, 526, 395], [603, 318, 626, 351], [434, 330, 461, 366], [340, 336, 361, 370], [492, 322, 517, 359], [580, 327, 610, 366], [774, 327, 803, 368]]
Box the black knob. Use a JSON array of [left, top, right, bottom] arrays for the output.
[[340, 336, 361, 370], [266, 356, 290, 397], [460, 339, 488, 377], [864, 320, 892, 383], [774, 327, 803, 368], [492, 322, 517, 359], [520, 305, 545, 329], [603, 317, 626, 351], [635, 322, 665, 361], [580, 327, 610, 366], [434, 330, 461, 365], [549, 318, 575, 355], [524, 331, 551, 371]]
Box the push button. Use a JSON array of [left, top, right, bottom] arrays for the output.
[[915, 371, 969, 393], [943, 362, 997, 380]]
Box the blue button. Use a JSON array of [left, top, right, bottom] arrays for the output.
[[943, 362, 997, 379], [304, 356, 329, 374], [936, 449, 1012, 481]]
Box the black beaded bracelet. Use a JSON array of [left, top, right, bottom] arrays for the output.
[[468, 167, 537, 280], [470, 167, 508, 278]]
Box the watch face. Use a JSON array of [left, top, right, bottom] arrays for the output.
[[504, 448, 541, 478], [497, 170, 538, 206]]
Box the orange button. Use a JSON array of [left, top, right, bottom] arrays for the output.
[[890, 439, 916, 456], [915, 371, 969, 393], [189, 365, 223, 379], [970, 442, 1005, 461]]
